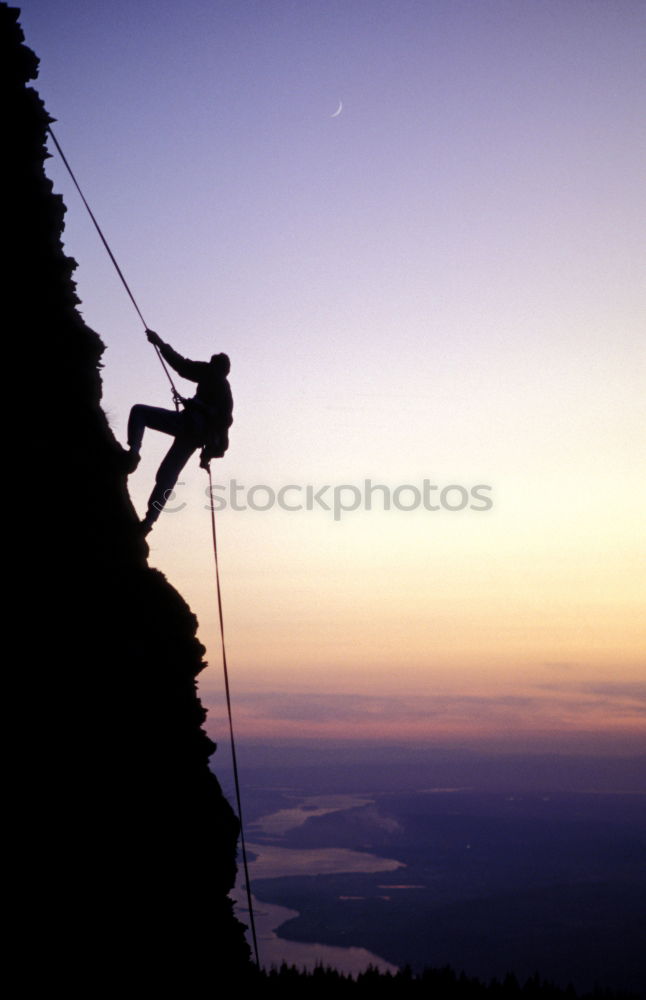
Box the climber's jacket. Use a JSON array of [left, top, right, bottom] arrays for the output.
[[158, 340, 233, 466]]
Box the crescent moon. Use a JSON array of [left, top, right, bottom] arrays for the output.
[[330, 100, 343, 118]]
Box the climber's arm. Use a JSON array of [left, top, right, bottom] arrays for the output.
[[146, 329, 206, 382]]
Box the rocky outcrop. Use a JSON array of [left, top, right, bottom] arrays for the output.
[[4, 3, 251, 986]]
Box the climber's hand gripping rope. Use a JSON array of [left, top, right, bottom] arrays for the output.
[[145, 328, 185, 410], [145, 327, 162, 347]]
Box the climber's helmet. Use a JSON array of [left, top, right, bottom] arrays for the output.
[[210, 353, 230, 376]]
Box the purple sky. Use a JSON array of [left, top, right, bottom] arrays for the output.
[[19, 0, 646, 751]]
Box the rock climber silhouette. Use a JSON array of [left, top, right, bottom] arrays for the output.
[[125, 329, 233, 535]]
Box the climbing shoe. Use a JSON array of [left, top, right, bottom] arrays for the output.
[[122, 448, 140, 474]]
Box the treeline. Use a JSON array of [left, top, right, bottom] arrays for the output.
[[256, 963, 639, 1000]]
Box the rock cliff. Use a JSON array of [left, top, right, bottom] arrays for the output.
[[4, 3, 251, 986]]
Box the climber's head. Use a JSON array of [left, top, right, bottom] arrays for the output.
[[210, 352, 230, 376]]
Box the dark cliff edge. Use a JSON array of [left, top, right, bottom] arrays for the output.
[[5, 3, 251, 985]]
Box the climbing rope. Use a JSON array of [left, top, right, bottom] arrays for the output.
[[48, 125, 261, 967], [207, 464, 261, 967], [47, 125, 181, 410]]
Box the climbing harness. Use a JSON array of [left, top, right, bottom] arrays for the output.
[[48, 125, 261, 967]]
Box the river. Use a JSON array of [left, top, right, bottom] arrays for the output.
[[231, 793, 401, 975]]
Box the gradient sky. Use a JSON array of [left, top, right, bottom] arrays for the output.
[[19, 0, 645, 751]]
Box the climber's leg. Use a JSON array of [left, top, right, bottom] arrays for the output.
[[124, 405, 185, 475], [127, 404, 183, 454], [141, 433, 198, 534]]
